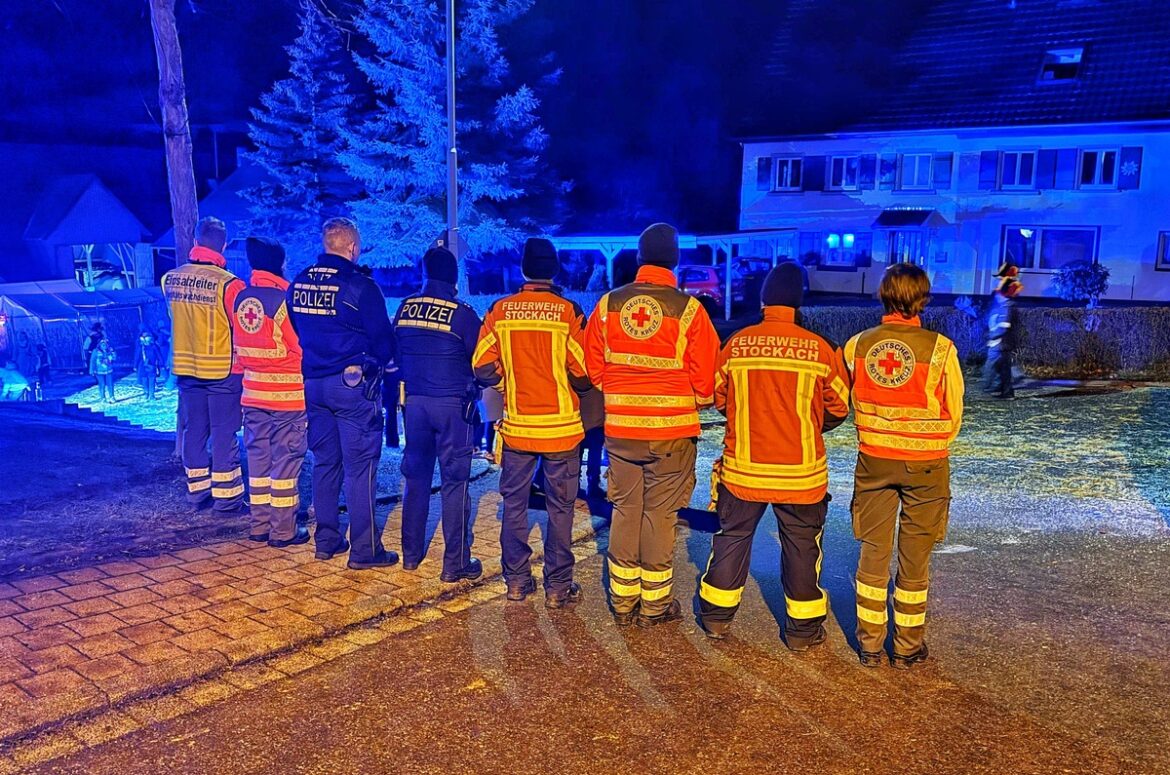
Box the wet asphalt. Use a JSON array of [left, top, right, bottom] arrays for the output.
[[29, 518, 1169, 775]]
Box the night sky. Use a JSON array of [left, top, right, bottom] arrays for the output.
[[0, 0, 927, 236]]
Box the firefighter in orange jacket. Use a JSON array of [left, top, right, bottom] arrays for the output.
[[845, 263, 964, 669], [162, 216, 247, 512], [230, 237, 309, 548], [473, 238, 591, 608], [698, 264, 850, 647], [584, 223, 720, 627]]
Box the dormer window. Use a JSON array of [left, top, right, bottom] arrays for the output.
[[1040, 47, 1084, 82]]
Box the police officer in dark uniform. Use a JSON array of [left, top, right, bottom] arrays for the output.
[[394, 247, 484, 582], [288, 217, 398, 570]]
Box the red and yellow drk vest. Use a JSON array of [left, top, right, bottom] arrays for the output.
[[583, 265, 720, 440], [844, 314, 965, 461], [716, 306, 851, 504], [472, 282, 589, 454], [163, 246, 245, 380], [231, 271, 305, 412]]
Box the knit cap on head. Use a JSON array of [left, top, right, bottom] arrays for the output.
[[521, 237, 560, 281], [246, 236, 286, 276], [761, 262, 804, 309], [423, 246, 458, 285], [637, 223, 680, 270]]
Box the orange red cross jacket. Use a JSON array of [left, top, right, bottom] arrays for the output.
[[715, 306, 851, 504], [844, 314, 964, 461], [583, 265, 720, 440], [472, 282, 591, 454], [230, 271, 305, 412]]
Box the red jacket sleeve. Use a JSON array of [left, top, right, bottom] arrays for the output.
[[685, 304, 719, 407], [583, 298, 608, 392]]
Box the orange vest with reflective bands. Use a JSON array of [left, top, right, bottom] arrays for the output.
[[231, 271, 305, 412], [844, 314, 965, 461], [717, 307, 851, 504], [472, 283, 588, 454], [583, 265, 720, 440], [163, 246, 244, 380]]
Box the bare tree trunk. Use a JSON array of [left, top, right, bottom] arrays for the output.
[[148, 0, 196, 461], [149, 0, 198, 266]]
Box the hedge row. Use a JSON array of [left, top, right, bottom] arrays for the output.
[[802, 305, 1170, 380]]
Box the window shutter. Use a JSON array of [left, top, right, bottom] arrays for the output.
[[1118, 146, 1143, 190], [755, 157, 773, 191], [878, 155, 897, 190], [978, 151, 999, 190], [858, 155, 877, 189], [932, 153, 954, 188], [1035, 150, 1057, 188], [802, 156, 826, 191], [1054, 149, 1078, 189]]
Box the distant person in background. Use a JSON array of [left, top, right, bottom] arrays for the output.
[[154, 321, 173, 387], [35, 344, 51, 386], [134, 328, 164, 400], [84, 322, 104, 365], [90, 338, 116, 402], [477, 385, 503, 464], [0, 360, 31, 401], [983, 276, 1022, 400]]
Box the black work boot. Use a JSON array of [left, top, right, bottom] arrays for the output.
[[858, 650, 885, 668], [700, 618, 731, 640], [441, 557, 483, 583], [506, 577, 537, 602], [612, 604, 639, 627], [636, 599, 683, 628], [786, 626, 827, 653], [348, 549, 399, 570], [314, 539, 350, 561], [890, 643, 930, 670], [545, 582, 582, 610]]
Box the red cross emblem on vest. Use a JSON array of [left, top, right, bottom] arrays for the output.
[[237, 298, 266, 335], [619, 295, 663, 340], [877, 351, 902, 376], [630, 306, 652, 329], [864, 339, 915, 388]]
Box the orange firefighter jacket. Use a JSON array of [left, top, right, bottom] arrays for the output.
[[231, 271, 305, 412], [716, 306, 851, 504], [472, 282, 591, 454], [844, 314, 964, 461], [163, 246, 245, 381], [583, 265, 719, 440]]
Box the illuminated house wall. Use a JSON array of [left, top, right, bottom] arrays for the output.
[[738, 123, 1170, 301]]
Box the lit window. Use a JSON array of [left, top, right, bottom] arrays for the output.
[[1079, 150, 1118, 188], [1002, 226, 1097, 270], [843, 233, 855, 248], [773, 157, 803, 191], [806, 231, 872, 269], [898, 153, 933, 190], [829, 156, 860, 190], [1000, 151, 1036, 189], [1039, 47, 1083, 82], [825, 233, 841, 248]]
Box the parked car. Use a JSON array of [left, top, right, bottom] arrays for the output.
[[678, 265, 745, 316]]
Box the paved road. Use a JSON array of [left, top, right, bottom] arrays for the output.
[[31, 519, 1167, 775]]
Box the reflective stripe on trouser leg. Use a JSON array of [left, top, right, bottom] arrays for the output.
[[893, 580, 928, 651], [605, 438, 647, 614], [243, 406, 273, 537], [208, 373, 244, 510], [851, 453, 901, 653], [775, 498, 830, 638], [267, 408, 308, 542], [698, 484, 766, 624], [893, 456, 949, 657], [639, 437, 697, 616], [180, 381, 212, 504]]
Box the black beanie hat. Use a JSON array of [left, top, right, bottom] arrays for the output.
[[637, 223, 680, 270], [246, 237, 286, 276], [521, 237, 560, 281], [761, 263, 804, 309], [423, 246, 458, 285]]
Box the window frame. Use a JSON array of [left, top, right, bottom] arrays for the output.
[[772, 155, 804, 192], [827, 154, 861, 191], [1078, 149, 1120, 189], [897, 153, 934, 191], [999, 150, 1038, 191], [1156, 231, 1170, 272], [1000, 225, 1100, 272]]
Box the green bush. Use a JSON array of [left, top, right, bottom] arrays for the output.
[[1051, 261, 1111, 307]]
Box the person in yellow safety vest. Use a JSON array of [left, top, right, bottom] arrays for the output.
[[697, 264, 850, 648], [844, 263, 964, 669], [162, 216, 247, 513]]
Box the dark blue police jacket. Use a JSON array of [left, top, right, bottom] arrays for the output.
[[288, 253, 394, 379], [393, 280, 482, 398]]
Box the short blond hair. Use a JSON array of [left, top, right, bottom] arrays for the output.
[[322, 217, 360, 255], [878, 263, 931, 317]]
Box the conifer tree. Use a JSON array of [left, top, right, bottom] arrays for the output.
[[243, 1, 356, 272], [340, 0, 567, 272]]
